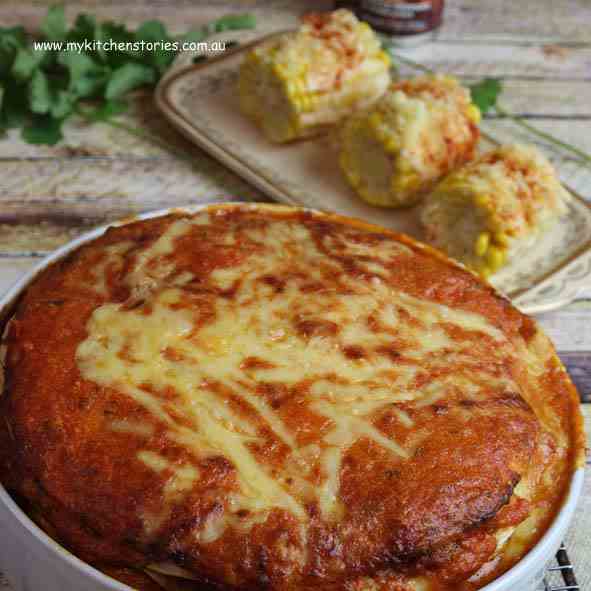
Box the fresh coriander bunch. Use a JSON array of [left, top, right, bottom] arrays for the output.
[[0, 5, 255, 145]]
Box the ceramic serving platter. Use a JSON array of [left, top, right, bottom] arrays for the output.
[[155, 33, 591, 314]]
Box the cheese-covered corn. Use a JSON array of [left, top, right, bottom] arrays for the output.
[[420, 144, 571, 278], [238, 9, 391, 143], [339, 75, 480, 207]]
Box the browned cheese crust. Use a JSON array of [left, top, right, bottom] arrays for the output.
[[0, 205, 584, 591]]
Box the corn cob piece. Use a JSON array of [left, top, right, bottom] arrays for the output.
[[339, 75, 480, 208], [238, 9, 391, 144], [420, 144, 571, 278]]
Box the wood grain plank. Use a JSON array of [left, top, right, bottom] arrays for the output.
[[439, 0, 591, 44], [0, 93, 206, 160], [0, 0, 333, 35], [465, 80, 591, 118], [2, 0, 590, 44], [479, 119, 591, 201], [560, 353, 591, 403], [0, 257, 40, 297], [0, 1, 331, 33], [398, 42, 591, 81], [0, 158, 262, 215], [483, 119, 591, 157], [536, 302, 591, 354], [0, 223, 91, 256]]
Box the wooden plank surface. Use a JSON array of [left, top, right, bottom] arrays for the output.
[[440, 0, 591, 44], [404, 42, 591, 80]]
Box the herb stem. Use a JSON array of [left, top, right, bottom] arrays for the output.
[[387, 51, 435, 74], [386, 49, 591, 168], [494, 103, 591, 166]]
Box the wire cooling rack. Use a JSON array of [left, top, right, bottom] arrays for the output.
[[542, 544, 580, 591]]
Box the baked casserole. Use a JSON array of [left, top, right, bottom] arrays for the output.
[[0, 204, 584, 591]]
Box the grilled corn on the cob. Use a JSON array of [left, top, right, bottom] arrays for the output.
[[238, 9, 391, 143], [339, 75, 480, 208], [420, 144, 570, 278]]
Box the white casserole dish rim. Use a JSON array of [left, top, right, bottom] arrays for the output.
[[0, 203, 585, 591]]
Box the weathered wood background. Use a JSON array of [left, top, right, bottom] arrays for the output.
[[0, 0, 590, 588]]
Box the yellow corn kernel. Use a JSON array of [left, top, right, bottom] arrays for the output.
[[384, 137, 399, 153], [347, 171, 361, 187], [479, 265, 493, 279], [393, 173, 419, 192], [368, 112, 382, 129], [398, 160, 413, 173], [377, 51, 391, 65], [440, 75, 456, 86], [475, 232, 490, 257], [466, 104, 481, 124], [273, 65, 287, 81], [358, 185, 373, 202], [340, 155, 360, 186], [474, 194, 489, 208], [493, 231, 509, 246], [486, 246, 506, 271]]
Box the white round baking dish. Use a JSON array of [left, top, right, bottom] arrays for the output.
[[0, 204, 585, 591]]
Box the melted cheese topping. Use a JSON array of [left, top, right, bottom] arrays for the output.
[[76, 212, 521, 545]]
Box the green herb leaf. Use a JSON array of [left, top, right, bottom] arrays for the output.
[[209, 14, 256, 33], [1, 9, 256, 147], [0, 26, 27, 76], [58, 51, 100, 78], [105, 62, 155, 99], [21, 115, 63, 144], [79, 98, 128, 121], [58, 51, 109, 97], [135, 20, 169, 43], [135, 20, 175, 74], [95, 21, 136, 66], [11, 48, 42, 81], [0, 26, 26, 51], [41, 5, 67, 41], [29, 70, 53, 114], [51, 90, 76, 118], [181, 29, 207, 44], [0, 80, 30, 128], [469, 78, 502, 115], [69, 13, 96, 43]]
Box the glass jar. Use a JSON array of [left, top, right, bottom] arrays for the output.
[[357, 0, 444, 46]]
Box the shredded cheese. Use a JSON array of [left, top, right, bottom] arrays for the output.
[[76, 212, 518, 543]]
